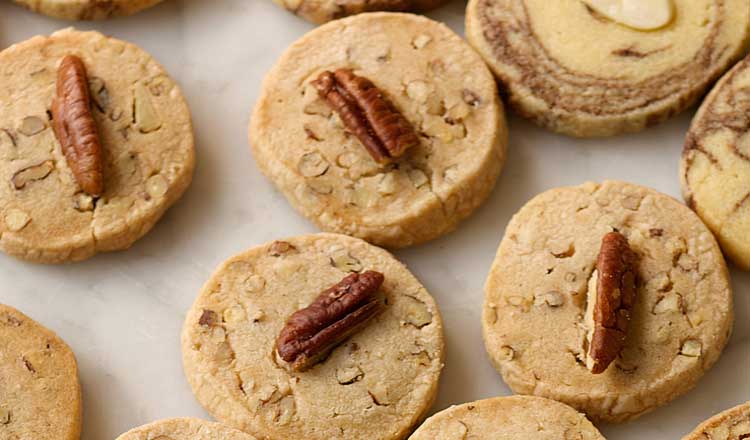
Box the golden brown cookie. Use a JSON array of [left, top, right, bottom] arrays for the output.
[[12, 0, 164, 20]]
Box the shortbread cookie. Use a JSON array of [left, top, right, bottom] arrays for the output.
[[682, 402, 750, 440], [0, 28, 195, 263], [483, 181, 733, 423], [182, 233, 444, 440], [682, 56, 750, 270], [250, 13, 507, 248], [12, 0, 163, 20], [271, 0, 446, 24], [0, 304, 82, 440], [116, 418, 258, 440], [465, 0, 750, 137], [409, 396, 605, 439]]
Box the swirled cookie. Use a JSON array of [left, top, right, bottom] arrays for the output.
[[11, 0, 163, 20], [483, 181, 733, 423], [465, 0, 750, 137], [271, 0, 446, 24], [116, 418, 258, 440], [682, 55, 750, 270], [250, 13, 507, 248], [682, 402, 750, 440]]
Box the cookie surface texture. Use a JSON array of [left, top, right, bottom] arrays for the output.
[[250, 12, 507, 249], [0, 28, 195, 263], [116, 418, 259, 440], [483, 181, 733, 423], [12, 0, 164, 20], [465, 0, 750, 137], [272, 0, 446, 24], [682, 402, 750, 440]]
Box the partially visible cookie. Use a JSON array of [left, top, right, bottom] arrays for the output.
[[681, 55, 750, 270], [465, 0, 750, 137], [0, 304, 82, 440], [182, 233, 445, 440], [250, 13, 507, 248], [11, 0, 164, 20], [483, 181, 733, 423], [682, 402, 750, 440], [271, 0, 446, 24], [116, 418, 258, 440], [409, 396, 605, 439]]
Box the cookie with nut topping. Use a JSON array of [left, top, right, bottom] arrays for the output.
[[409, 396, 606, 439], [11, 0, 164, 20], [0, 28, 195, 263], [465, 0, 750, 137], [483, 181, 733, 423], [0, 304, 82, 440], [116, 418, 259, 440], [682, 402, 750, 440], [181, 233, 444, 440], [250, 12, 507, 249], [271, 0, 447, 24]]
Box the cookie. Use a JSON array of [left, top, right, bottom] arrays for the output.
[[682, 402, 750, 440], [182, 233, 445, 440], [271, 0, 446, 24], [0, 304, 82, 440], [11, 0, 163, 20], [483, 181, 733, 423], [0, 28, 195, 263], [681, 55, 750, 270], [250, 12, 507, 248], [409, 395, 605, 439], [465, 0, 750, 137], [116, 418, 258, 440]]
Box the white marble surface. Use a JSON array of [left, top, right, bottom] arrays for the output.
[[0, 1, 748, 438]]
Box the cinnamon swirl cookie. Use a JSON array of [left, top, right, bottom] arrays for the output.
[[465, 0, 750, 137]]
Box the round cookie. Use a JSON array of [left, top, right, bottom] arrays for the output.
[[681, 56, 750, 270], [483, 181, 733, 423], [116, 418, 258, 440], [682, 402, 750, 440], [0, 304, 82, 440], [409, 396, 605, 439], [271, 0, 446, 24], [182, 233, 445, 440], [465, 0, 750, 137], [12, 0, 163, 20], [0, 28, 195, 263], [250, 12, 507, 249]]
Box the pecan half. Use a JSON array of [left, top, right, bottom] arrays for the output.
[[51, 55, 104, 197], [276, 270, 385, 372], [585, 232, 637, 374], [311, 69, 418, 164]]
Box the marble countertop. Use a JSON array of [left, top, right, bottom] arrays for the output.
[[0, 1, 748, 438]]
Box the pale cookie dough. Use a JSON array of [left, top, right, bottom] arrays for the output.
[[465, 0, 750, 137], [0, 304, 82, 440], [483, 181, 733, 423], [272, 0, 446, 24], [182, 233, 445, 440], [409, 396, 605, 440], [0, 28, 195, 263], [116, 418, 258, 440], [12, 0, 163, 20], [250, 12, 507, 248], [682, 56, 750, 270], [682, 402, 750, 440]]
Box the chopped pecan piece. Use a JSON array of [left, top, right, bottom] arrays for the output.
[[276, 270, 385, 371], [586, 232, 637, 374], [51, 55, 104, 197], [311, 69, 418, 164]]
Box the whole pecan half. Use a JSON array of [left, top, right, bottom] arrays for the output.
[[586, 232, 637, 374], [51, 55, 104, 197], [311, 69, 419, 164], [276, 270, 385, 371]]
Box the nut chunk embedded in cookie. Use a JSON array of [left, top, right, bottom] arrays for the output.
[[276, 270, 386, 371], [585, 231, 637, 374]]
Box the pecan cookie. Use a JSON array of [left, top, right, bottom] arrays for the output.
[[116, 418, 258, 440], [250, 12, 507, 248], [409, 396, 605, 439], [682, 55, 750, 270], [11, 0, 163, 20], [682, 402, 750, 440], [271, 0, 446, 24], [182, 233, 445, 440], [0, 304, 82, 440], [465, 0, 750, 137], [483, 181, 733, 423], [0, 28, 195, 263]]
